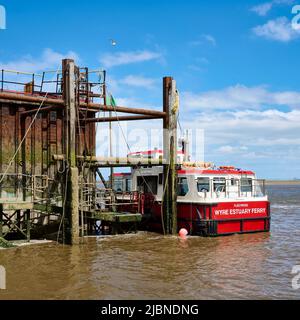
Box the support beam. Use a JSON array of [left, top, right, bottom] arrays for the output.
[[78, 156, 167, 167], [80, 102, 166, 117], [66, 167, 79, 245], [83, 115, 163, 123], [96, 168, 108, 189], [0, 92, 64, 106], [26, 209, 31, 242], [52, 154, 167, 167], [0, 91, 166, 117], [62, 59, 80, 245]]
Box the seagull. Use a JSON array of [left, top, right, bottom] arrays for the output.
[[110, 39, 117, 46]]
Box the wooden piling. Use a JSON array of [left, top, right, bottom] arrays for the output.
[[26, 209, 30, 242], [62, 59, 80, 245], [163, 77, 178, 235], [0, 211, 3, 238], [169, 79, 178, 235]]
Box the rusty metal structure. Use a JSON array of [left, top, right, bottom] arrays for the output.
[[0, 59, 178, 244]]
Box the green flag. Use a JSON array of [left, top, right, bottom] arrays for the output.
[[107, 93, 117, 107]]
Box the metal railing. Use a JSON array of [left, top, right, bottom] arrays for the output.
[[78, 181, 141, 213], [0, 68, 106, 102], [1, 70, 43, 93], [0, 174, 49, 203]]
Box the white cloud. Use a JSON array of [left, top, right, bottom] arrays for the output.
[[0, 48, 79, 73], [251, 2, 273, 16], [251, 0, 295, 16], [95, 86, 300, 178], [203, 34, 217, 46], [119, 75, 157, 90], [94, 91, 300, 177], [217, 145, 249, 154], [181, 108, 300, 146], [109, 96, 154, 109], [104, 74, 159, 96], [189, 34, 217, 47], [182, 84, 300, 110], [253, 137, 300, 146], [252, 16, 300, 42], [100, 50, 163, 68]]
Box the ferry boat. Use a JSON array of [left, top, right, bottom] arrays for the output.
[[112, 145, 270, 237]]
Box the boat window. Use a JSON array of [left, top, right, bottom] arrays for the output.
[[125, 179, 132, 192], [231, 178, 238, 186], [197, 178, 210, 192], [241, 178, 252, 192], [178, 177, 189, 196], [113, 179, 124, 192], [137, 176, 158, 195], [213, 178, 226, 192], [158, 173, 163, 185]]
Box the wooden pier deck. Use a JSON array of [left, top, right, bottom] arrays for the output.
[[90, 211, 142, 235]]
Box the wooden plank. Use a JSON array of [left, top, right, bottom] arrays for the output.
[[92, 212, 142, 223], [0, 202, 33, 211], [33, 203, 63, 214]]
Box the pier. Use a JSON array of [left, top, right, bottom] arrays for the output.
[[0, 59, 179, 244]]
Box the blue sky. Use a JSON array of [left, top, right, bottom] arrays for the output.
[[1, 0, 300, 179]]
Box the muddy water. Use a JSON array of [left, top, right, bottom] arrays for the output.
[[0, 185, 300, 300]]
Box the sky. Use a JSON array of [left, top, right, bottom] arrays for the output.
[[1, 0, 300, 179]]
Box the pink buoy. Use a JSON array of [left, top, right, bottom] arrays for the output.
[[179, 228, 188, 238]]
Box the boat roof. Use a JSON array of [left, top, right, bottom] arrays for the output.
[[178, 169, 255, 175], [128, 149, 184, 155], [113, 172, 132, 177], [114, 169, 255, 177]]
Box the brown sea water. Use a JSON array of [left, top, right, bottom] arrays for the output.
[[0, 185, 299, 300]]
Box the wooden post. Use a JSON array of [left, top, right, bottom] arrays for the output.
[[26, 209, 30, 242], [163, 77, 171, 234], [162, 77, 178, 235], [62, 59, 80, 245], [0, 211, 3, 238], [169, 79, 178, 235]]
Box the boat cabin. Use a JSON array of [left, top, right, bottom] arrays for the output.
[[130, 166, 267, 203]]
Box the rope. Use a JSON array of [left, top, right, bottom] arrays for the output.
[[177, 112, 184, 137], [57, 165, 69, 244], [160, 165, 169, 235], [108, 93, 172, 235], [108, 92, 156, 197]]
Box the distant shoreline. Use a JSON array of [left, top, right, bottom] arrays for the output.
[[266, 180, 300, 185]]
